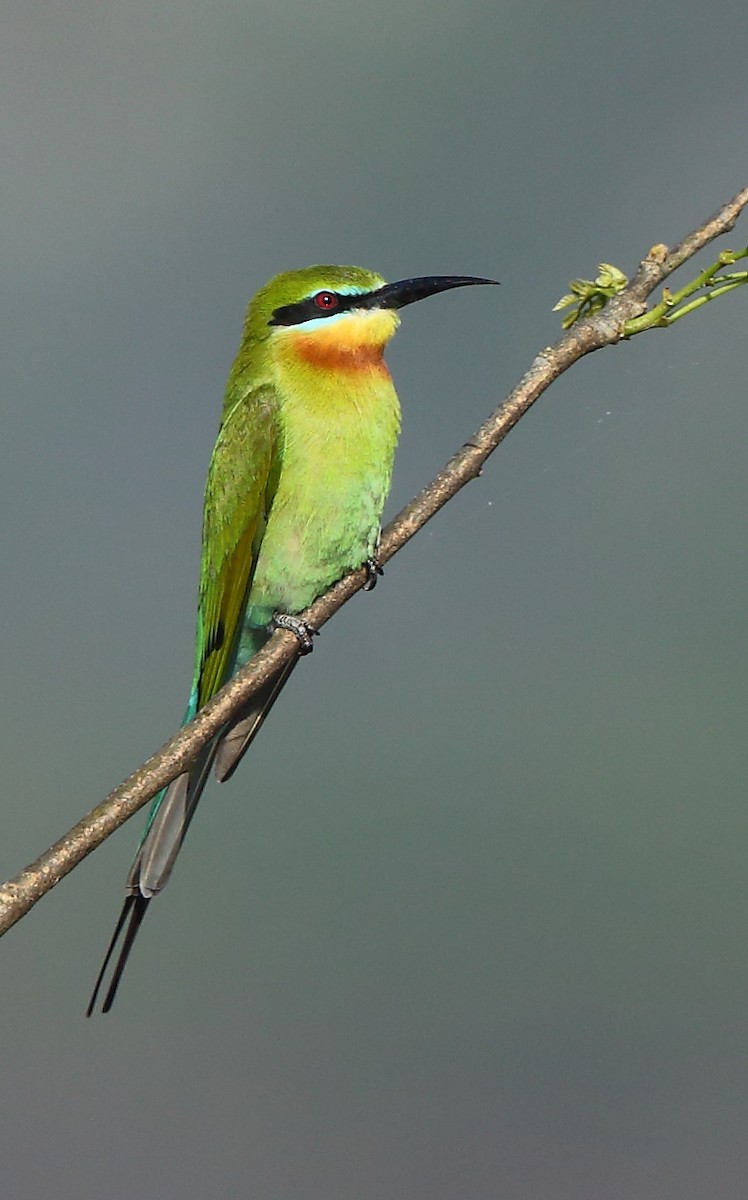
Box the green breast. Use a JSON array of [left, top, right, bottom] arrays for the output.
[[248, 370, 401, 620]]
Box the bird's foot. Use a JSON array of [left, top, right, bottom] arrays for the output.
[[270, 612, 319, 654], [363, 556, 384, 592]]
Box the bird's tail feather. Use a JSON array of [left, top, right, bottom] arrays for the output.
[[88, 658, 297, 1014], [214, 660, 297, 782], [86, 894, 149, 1015], [86, 740, 216, 1015], [128, 740, 217, 897]]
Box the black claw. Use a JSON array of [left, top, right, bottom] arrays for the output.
[[363, 557, 384, 591], [271, 612, 318, 654]]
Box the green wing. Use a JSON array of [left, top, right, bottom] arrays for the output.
[[86, 385, 283, 1012], [193, 385, 280, 708]]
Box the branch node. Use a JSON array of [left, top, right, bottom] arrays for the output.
[[645, 243, 669, 265]]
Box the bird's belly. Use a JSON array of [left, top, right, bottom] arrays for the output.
[[239, 373, 400, 647], [248, 480, 383, 620]]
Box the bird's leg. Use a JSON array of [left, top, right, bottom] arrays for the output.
[[363, 556, 384, 591], [270, 612, 319, 654]]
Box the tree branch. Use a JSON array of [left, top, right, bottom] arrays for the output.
[[1, 184, 747, 937]]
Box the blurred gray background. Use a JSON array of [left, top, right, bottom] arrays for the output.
[[2, 2, 748, 1197]]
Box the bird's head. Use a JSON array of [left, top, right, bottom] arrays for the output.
[[243, 265, 499, 375]]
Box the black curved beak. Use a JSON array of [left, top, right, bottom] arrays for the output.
[[363, 275, 500, 311]]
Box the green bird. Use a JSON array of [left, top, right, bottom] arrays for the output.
[[87, 265, 499, 1013]]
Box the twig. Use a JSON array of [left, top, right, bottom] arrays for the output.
[[1, 185, 747, 937]]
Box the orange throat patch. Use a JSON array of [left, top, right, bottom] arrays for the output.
[[280, 308, 399, 375]]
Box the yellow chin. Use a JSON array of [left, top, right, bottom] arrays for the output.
[[280, 308, 400, 372]]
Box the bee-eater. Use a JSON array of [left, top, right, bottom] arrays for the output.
[[87, 265, 499, 1013]]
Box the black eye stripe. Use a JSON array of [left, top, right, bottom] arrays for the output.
[[269, 292, 364, 327]]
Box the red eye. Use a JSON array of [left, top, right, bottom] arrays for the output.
[[313, 290, 338, 310]]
